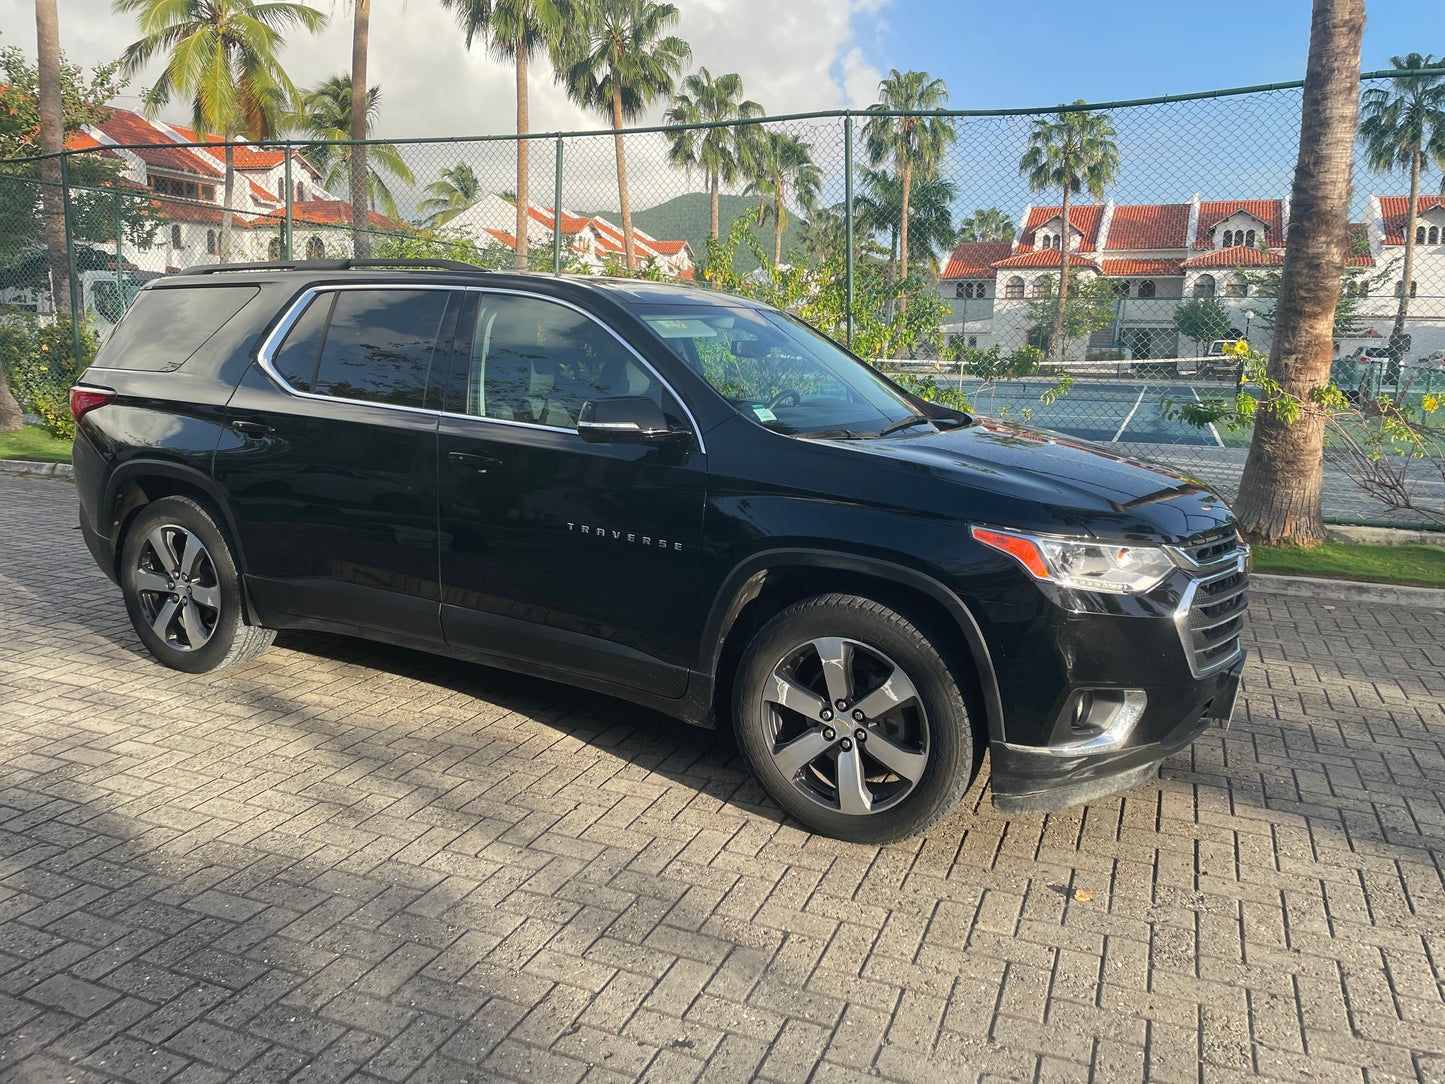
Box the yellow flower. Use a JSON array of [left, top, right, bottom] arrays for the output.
[[40, 343, 49, 351], [1424, 394, 1441, 414]]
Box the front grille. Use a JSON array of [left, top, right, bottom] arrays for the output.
[[1175, 538, 1248, 677]]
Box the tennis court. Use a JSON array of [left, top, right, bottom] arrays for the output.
[[957, 377, 1233, 448]]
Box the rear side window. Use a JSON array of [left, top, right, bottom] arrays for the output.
[[271, 293, 333, 392], [94, 286, 259, 372], [305, 290, 449, 408]]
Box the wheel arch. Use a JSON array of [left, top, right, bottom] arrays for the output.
[[702, 549, 1006, 743]]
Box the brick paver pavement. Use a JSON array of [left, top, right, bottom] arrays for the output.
[[1, 474, 1443, 1084]]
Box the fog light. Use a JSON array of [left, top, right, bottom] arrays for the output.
[[1051, 689, 1147, 756]]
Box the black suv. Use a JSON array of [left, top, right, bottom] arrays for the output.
[[71, 261, 1247, 842]]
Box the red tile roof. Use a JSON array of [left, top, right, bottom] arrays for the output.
[[484, 228, 518, 247], [1100, 258, 1183, 276], [942, 240, 1013, 279], [168, 125, 288, 170], [1378, 195, 1444, 244], [1020, 205, 1104, 252], [1195, 200, 1283, 248], [1103, 204, 1190, 250], [991, 250, 1101, 270], [252, 200, 398, 229], [1180, 245, 1285, 268], [647, 240, 689, 256], [94, 110, 223, 177], [151, 199, 250, 228]]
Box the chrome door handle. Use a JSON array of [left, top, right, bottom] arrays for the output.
[[447, 451, 502, 472], [230, 420, 271, 438]]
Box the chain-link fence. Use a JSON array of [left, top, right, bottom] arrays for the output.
[[4, 69, 1445, 525]]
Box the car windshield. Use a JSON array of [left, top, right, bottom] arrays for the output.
[[637, 304, 936, 437]]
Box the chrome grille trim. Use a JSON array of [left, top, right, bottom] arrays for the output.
[[1172, 542, 1249, 678]]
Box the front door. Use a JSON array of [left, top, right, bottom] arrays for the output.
[[436, 291, 707, 697], [217, 286, 459, 640]]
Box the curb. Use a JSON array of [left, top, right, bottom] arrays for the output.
[[1251, 572, 1445, 609], [0, 459, 73, 479]]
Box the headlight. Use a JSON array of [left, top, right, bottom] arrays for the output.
[[971, 525, 1176, 595]]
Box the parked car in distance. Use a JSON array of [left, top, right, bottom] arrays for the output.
[[69, 260, 1248, 843]]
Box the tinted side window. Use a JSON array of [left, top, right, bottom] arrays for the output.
[[94, 286, 259, 372], [271, 292, 334, 392], [311, 290, 449, 408], [464, 295, 659, 429]]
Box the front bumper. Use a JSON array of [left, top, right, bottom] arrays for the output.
[[987, 654, 1242, 814]]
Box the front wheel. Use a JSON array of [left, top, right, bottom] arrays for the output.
[[120, 496, 274, 674], [733, 594, 980, 843]]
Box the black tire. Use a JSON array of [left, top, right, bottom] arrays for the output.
[[733, 593, 980, 844], [119, 495, 274, 674]]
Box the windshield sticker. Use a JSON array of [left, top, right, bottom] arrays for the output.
[[752, 405, 778, 423], [643, 316, 717, 339]]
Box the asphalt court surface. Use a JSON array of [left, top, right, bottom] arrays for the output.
[[961, 379, 1229, 447]]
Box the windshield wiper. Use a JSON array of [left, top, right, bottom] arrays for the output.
[[799, 428, 866, 440], [877, 414, 934, 438]]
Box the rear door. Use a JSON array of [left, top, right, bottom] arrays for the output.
[[217, 285, 459, 641], [436, 290, 707, 697]]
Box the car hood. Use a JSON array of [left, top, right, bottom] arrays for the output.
[[824, 417, 1234, 544]]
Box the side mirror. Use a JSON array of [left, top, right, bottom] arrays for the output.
[[577, 396, 687, 444]]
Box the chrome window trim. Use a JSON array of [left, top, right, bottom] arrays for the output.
[[255, 282, 706, 452]]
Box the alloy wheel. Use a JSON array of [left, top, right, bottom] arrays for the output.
[[133, 524, 222, 652]]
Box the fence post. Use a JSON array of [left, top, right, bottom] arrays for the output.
[[553, 135, 564, 275], [60, 153, 81, 366], [843, 113, 854, 350], [114, 189, 123, 313], [284, 143, 294, 260]]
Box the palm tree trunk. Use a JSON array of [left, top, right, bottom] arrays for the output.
[[1050, 185, 1070, 365], [35, 0, 69, 321], [220, 134, 235, 262], [1233, 0, 1364, 545], [1389, 148, 1420, 352], [349, 0, 372, 260], [514, 48, 529, 270], [611, 72, 636, 271], [899, 159, 912, 281], [710, 171, 720, 239], [774, 198, 783, 265]]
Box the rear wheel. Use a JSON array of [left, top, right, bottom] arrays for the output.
[[734, 593, 979, 843], [120, 496, 274, 673]]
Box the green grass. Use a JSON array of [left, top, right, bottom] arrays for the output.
[[0, 425, 73, 463], [1252, 542, 1445, 588]]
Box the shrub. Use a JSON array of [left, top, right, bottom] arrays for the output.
[[0, 314, 97, 438]]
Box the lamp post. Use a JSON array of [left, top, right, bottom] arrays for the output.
[[1237, 310, 1256, 392]]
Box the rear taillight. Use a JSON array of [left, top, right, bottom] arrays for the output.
[[69, 386, 116, 422]]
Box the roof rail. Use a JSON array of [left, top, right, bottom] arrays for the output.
[[184, 258, 486, 274]]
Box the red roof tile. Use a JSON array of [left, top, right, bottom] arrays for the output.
[[252, 200, 398, 229], [1180, 245, 1284, 268], [1020, 205, 1104, 252], [95, 110, 223, 177], [942, 240, 1013, 279], [1195, 200, 1283, 248], [1100, 258, 1183, 276], [1378, 195, 1444, 244], [648, 240, 689, 256], [151, 199, 250, 228], [1103, 204, 1190, 250], [991, 250, 1101, 270]]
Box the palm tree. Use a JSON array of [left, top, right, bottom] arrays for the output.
[[35, 0, 69, 331], [664, 67, 763, 240], [115, 0, 326, 262], [959, 207, 1015, 244], [419, 162, 482, 226], [349, 0, 370, 256], [1019, 102, 1119, 364], [1359, 53, 1445, 360], [1233, 0, 1364, 545], [856, 166, 957, 277], [287, 75, 415, 221], [442, 0, 566, 269], [863, 70, 954, 283], [557, 0, 690, 270], [743, 130, 821, 265]]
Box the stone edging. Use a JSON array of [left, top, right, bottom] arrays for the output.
[[1251, 572, 1445, 609], [0, 459, 73, 478]]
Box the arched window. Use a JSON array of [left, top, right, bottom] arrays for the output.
[[276, 179, 284, 199], [1245, 229, 1256, 247], [1431, 226, 1440, 244], [297, 182, 305, 200], [1193, 274, 1217, 297], [1005, 276, 1024, 299], [1221, 230, 1233, 247], [1137, 280, 1156, 298], [1052, 235, 1062, 251], [305, 235, 325, 260], [1113, 279, 1132, 298], [267, 237, 282, 259], [1030, 276, 1049, 298], [170, 224, 182, 249], [1225, 275, 1248, 297], [206, 229, 216, 254], [1418, 226, 1427, 244]]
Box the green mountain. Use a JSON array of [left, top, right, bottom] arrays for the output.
[[576, 192, 809, 274]]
